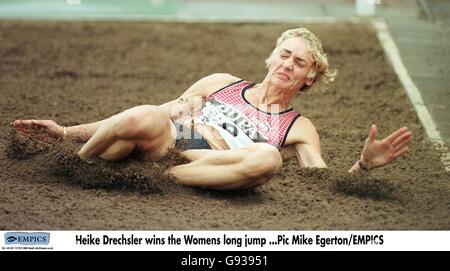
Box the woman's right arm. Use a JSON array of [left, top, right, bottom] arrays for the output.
[[64, 120, 105, 141], [159, 73, 240, 120], [12, 73, 240, 142], [11, 119, 105, 142]]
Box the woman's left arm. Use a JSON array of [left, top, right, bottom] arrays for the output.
[[348, 124, 413, 173]]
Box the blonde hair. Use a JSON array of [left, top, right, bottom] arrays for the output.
[[265, 28, 337, 92]]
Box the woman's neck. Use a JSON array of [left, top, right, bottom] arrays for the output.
[[253, 82, 295, 112]]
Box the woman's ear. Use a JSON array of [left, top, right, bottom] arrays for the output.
[[305, 78, 314, 86], [305, 70, 316, 86]]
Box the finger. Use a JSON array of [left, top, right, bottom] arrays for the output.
[[16, 126, 31, 135], [393, 135, 412, 152], [18, 119, 34, 127], [15, 123, 28, 131], [14, 119, 36, 127], [393, 146, 409, 159], [10, 121, 22, 127], [31, 119, 44, 126], [11, 120, 22, 127], [392, 131, 413, 147], [13, 122, 35, 135], [17, 119, 38, 130], [368, 124, 377, 143], [31, 120, 45, 131], [385, 126, 408, 144]]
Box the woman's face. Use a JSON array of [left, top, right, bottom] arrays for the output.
[[267, 37, 315, 91]]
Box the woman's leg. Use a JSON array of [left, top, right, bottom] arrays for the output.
[[78, 105, 176, 161], [167, 143, 283, 190]]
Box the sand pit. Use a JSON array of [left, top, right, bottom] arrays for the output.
[[0, 21, 448, 230]]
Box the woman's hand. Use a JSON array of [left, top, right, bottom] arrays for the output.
[[360, 124, 413, 170], [10, 119, 65, 143]]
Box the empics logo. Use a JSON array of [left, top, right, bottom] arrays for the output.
[[4, 232, 50, 245]]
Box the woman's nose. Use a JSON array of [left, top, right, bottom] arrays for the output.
[[282, 58, 294, 70]]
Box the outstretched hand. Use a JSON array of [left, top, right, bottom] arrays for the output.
[[360, 124, 413, 170], [10, 119, 64, 144]]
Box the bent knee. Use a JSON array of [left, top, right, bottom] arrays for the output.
[[114, 105, 170, 139], [242, 143, 282, 179], [99, 139, 136, 161]]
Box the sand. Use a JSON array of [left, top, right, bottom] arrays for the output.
[[0, 21, 448, 230]]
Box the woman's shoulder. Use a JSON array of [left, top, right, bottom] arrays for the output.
[[284, 115, 320, 146], [202, 73, 242, 92], [184, 73, 242, 98], [204, 73, 241, 82], [292, 115, 315, 131]]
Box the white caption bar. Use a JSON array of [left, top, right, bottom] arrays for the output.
[[1, 231, 449, 251]]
